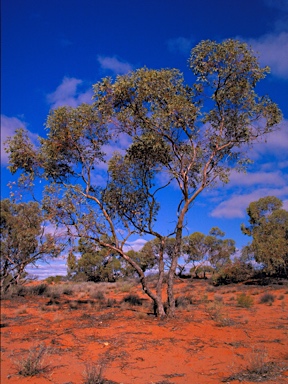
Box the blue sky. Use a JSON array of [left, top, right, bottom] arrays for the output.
[[1, 0, 288, 278]]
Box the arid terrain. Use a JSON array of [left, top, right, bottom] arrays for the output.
[[1, 278, 288, 384]]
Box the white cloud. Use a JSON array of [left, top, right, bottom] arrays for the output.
[[167, 36, 193, 54], [27, 259, 67, 279], [211, 186, 288, 219], [124, 238, 147, 252], [1, 115, 38, 166], [47, 77, 93, 109], [228, 169, 286, 188], [97, 55, 133, 75], [247, 32, 288, 79], [247, 119, 288, 160]]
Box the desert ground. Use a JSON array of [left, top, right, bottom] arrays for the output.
[[1, 278, 288, 384]]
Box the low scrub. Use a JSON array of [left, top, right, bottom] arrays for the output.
[[122, 294, 142, 306], [175, 295, 194, 308], [237, 293, 253, 308], [13, 344, 48, 377], [259, 293, 275, 304]]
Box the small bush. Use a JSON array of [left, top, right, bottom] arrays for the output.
[[259, 293, 275, 304], [91, 291, 106, 302], [237, 293, 253, 308], [14, 344, 48, 377], [214, 294, 223, 302], [123, 294, 142, 306], [45, 275, 64, 284], [118, 282, 133, 293], [175, 295, 194, 308], [106, 298, 117, 307], [30, 283, 48, 296], [83, 363, 105, 384]]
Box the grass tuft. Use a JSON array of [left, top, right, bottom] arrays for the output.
[[14, 344, 48, 377]]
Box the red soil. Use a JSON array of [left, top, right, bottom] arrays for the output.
[[1, 279, 288, 384]]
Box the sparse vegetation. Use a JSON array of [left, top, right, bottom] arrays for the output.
[[122, 294, 142, 306], [237, 293, 254, 308], [259, 293, 275, 304], [13, 344, 48, 377], [83, 363, 105, 384]]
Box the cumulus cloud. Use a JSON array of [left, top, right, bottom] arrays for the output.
[[167, 36, 193, 54], [1, 115, 38, 166], [228, 169, 286, 188], [27, 259, 67, 279], [250, 119, 288, 159], [211, 186, 288, 219], [97, 55, 133, 75], [47, 77, 93, 109], [247, 32, 288, 79], [124, 238, 147, 252]]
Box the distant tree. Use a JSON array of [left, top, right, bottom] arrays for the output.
[[68, 238, 122, 282], [241, 196, 288, 277], [183, 228, 235, 276], [183, 232, 209, 277], [0, 199, 62, 292], [205, 227, 236, 271], [6, 39, 282, 317]]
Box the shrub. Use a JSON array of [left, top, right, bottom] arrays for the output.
[[91, 291, 106, 302], [122, 294, 142, 306], [175, 295, 194, 308], [14, 344, 48, 377], [259, 293, 275, 304], [45, 275, 64, 284], [83, 363, 105, 384], [213, 261, 253, 285], [30, 283, 48, 296], [237, 293, 253, 308]]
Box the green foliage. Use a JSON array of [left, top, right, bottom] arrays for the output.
[[237, 293, 253, 308], [0, 199, 63, 293], [241, 196, 288, 277], [68, 238, 122, 282], [184, 227, 235, 275], [5, 39, 282, 317], [45, 275, 65, 284], [212, 260, 254, 285]]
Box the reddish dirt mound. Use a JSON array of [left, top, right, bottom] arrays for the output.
[[1, 279, 288, 383]]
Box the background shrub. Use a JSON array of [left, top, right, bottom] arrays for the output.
[[237, 293, 253, 308], [122, 294, 142, 306], [259, 293, 275, 304]]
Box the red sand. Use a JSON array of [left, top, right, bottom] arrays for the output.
[[1, 279, 288, 383]]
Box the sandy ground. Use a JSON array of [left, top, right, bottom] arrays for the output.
[[1, 278, 288, 384]]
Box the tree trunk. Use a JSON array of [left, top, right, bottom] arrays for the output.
[[155, 240, 166, 317]]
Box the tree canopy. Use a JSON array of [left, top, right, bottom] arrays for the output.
[[6, 39, 282, 317], [0, 199, 62, 292], [241, 196, 288, 277]]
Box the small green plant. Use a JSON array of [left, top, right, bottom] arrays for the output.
[[14, 344, 48, 377], [259, 293, 275, 304], [237, 293, 253, 308]]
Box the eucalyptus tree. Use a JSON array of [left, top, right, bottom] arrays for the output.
[[0, 199, 62, 292], [6, 39, 282, 317], [241, 196, 288, 277]]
